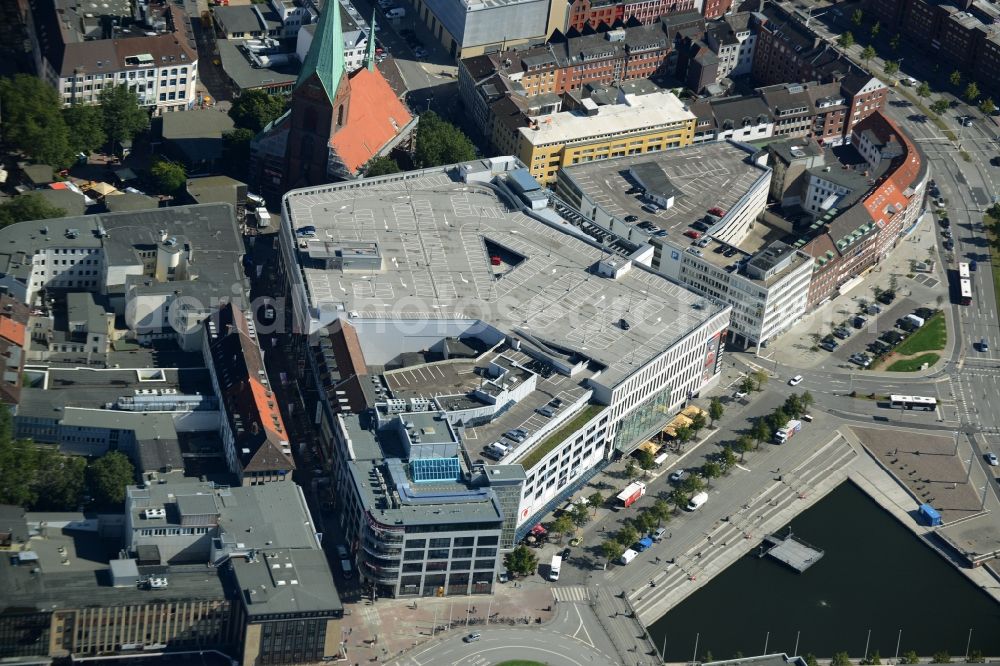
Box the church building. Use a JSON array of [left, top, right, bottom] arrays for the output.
[[251, 6, 415, 197]]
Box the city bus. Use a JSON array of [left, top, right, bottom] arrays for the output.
[[889, 395, 938, 411], [960, 278, 973, 306], [958, 262, 971, 279]]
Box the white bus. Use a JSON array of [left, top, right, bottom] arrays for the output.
[[960, 279, 973, 306], [549, 555, 562, 581], [958, 262, 971, 279], [889, 395, 937, 410]]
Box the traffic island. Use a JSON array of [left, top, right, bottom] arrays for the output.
[[876, 311, 947, 371]]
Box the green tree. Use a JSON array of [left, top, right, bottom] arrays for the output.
[[35, 453, 87, 510], [601, 539, 625, 563], [221, 128, 255, 180], [916, 82, 931, 98], [587, 491, 604, 515], [624, 458, 639, 481], [504, 544, 538, 577], [571, 503, 590, 530], [889, 33, 900, 51], [721, 446, 737, 471], [964, 82, 981, 103], [681, 473, 705, 495], [414, 111, 476, 168], [708, 397, 724, 426], [739, 377, 755, 395], [99, 84, 149, 155], [883, 60, 899, 77], [616, 524, 639, 547], [838, 32, 855, 49], [0, 194, 67, 228], [930, 99, 950, 115], [670, 487, 690, 513], [950, 70, 962, 87], [980, 98, 996, 115], [751, 369, 768, 391], [901, 651, 920, 664], [701, 461, 722, 487], [690, 412, 707, 434], [365, 155, 402, 176], [868, 651, 882, 665], [551, 514, 575, 543], [800, 391, 815, 411], [228, 89, 287, 133], [931, 652, 951, 664], [63, 104, 106, 157], [852, 9, 863, 25], [86, 451, 135, 506], [651, 499, 671, 527], [735, 435, 754, 461], [784, 394, 804, 419], [751, 419, 770, 449], [149, 158, 187, 194], [703, 651, 714, 663], [832, 652, 853, 666], [968, 649, 984, 663], [870, 21, 880, 39], [635, 449, 656, 476], [0, 74, 73, 166], [861, 45, 876, 66], [674, 425, 693, 449], [0, 417, 44, 506], [805, 655, 819, 666], [767, 408, 789, 432], [634, 510, 656, 534]]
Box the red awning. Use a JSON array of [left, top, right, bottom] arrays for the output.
[[531, 524, 547, 536]]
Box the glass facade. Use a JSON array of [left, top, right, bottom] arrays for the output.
[[613, 383, 674, 450]]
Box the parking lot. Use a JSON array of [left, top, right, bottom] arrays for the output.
[[820, 296, 923, 364]]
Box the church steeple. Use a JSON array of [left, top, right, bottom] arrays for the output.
[[296, 0, 346, 103], [365, 11, 377, 72]]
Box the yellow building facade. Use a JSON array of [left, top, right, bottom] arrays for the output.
[[515, 92, 696, 184]]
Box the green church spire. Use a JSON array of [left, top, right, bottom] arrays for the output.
[[296, 1, 346, 102], [366, 11, 377, 72]]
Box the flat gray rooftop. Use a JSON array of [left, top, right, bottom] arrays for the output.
[[284, 168, 725, 388], [561, 142, 767, 240]]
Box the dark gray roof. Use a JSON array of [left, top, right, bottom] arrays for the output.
[[213, 4, 280, 34], [630, 162, 681, 200], [711, 95, 772, 126], [30, 188, 88, 217], [105, 191, 160, 213], [232, 548, 342, 617], [216, 39, 298, 92]]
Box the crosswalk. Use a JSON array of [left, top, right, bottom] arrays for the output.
[[552, 585, 589, 602]]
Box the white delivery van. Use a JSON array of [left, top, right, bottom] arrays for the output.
[[255, 209, 272, 228], [619, 548, 638, 565], [386, 6, 405, 18], [686, 491, 708, 511], [653, 451, 669, 467], [550, 554, 562, 581]]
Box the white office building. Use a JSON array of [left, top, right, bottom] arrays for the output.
[[280, 158, 730, 536]]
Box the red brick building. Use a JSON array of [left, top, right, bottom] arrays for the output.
[[803, 112, 928, 308], [865, 0, 1000, 92], [565, 0, 695, 31], [751, 3, 888, 141]]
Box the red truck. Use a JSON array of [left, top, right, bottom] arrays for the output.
[[617, 481, 647, 508]]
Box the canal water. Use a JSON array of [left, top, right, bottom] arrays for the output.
[[649, 482, 1000, 660]]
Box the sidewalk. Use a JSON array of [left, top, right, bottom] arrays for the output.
[[338, 578, 556, 663]]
